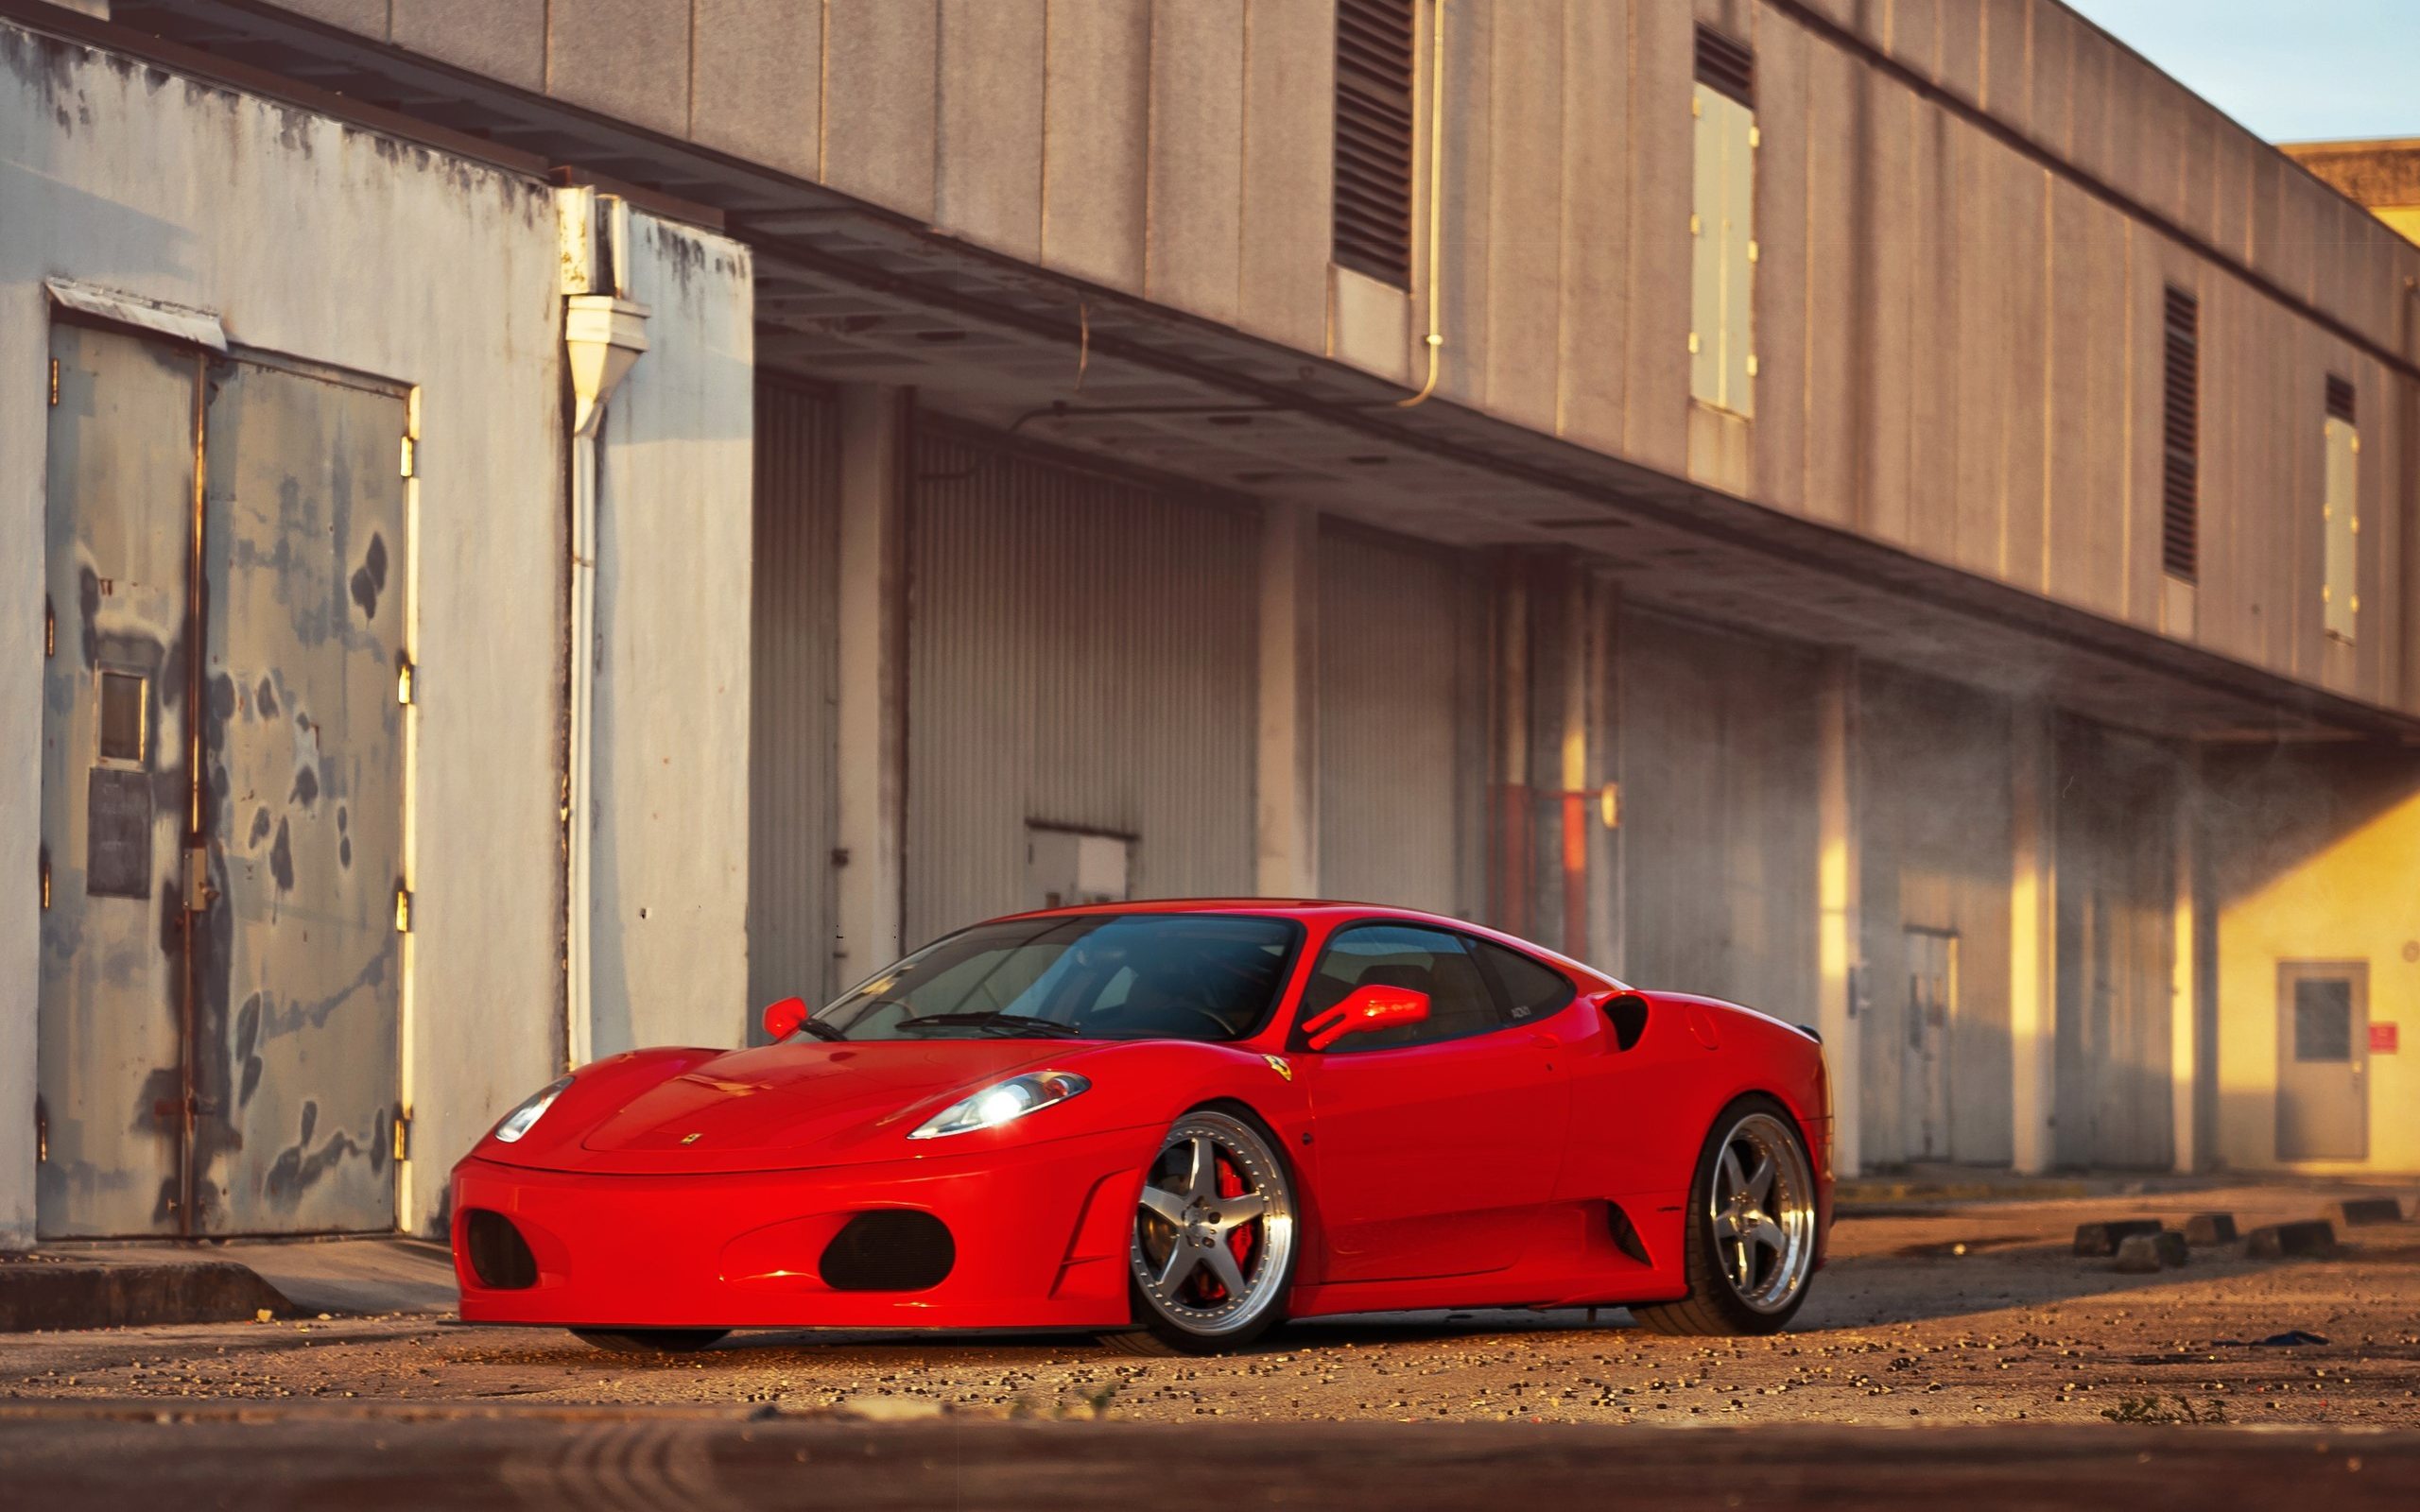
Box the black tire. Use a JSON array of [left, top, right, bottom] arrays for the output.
[[1630, 1094, 1820, 1337], [569, 1328, 730, 1354], [1098, 1108, 1300, 1356]]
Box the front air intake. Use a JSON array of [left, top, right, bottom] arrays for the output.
[[463, 1209, 538, 1290], [819, 1211, 956, 1292]]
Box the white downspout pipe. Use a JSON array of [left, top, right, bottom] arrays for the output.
[[558, 189, 649, 1072]]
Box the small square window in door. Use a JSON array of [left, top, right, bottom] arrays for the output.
[[2293, 980, 2354, 1062], [86, 669, 154, 898]]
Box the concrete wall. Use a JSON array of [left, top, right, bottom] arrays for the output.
[[2204, 747, 2420, 1174], [0, 21, 565, 1243], [262, 0, 2420, 722], [586, 210, 756, 1057]]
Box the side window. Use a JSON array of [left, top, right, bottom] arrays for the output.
[[1294, 924, 1499, 1053], [1472, 941, 1576, 1023]]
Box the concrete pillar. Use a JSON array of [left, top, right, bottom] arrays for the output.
[[833, 386, 909, 978], [1815, 654, 1863, 1177], [1586, 582, 1623, 974], [1255, 502, 1321, 898], [2170, 759, 2200, 1173], [2009, 707, 2059, 1174], [1490, 564, 1532, 936]]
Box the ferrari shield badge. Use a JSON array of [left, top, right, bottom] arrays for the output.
[[681, 1131, 704, 1145], [1263, 1055, 1292, 1082]]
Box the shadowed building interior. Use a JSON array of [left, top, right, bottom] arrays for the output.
[[4, 0, 2418, 1248]]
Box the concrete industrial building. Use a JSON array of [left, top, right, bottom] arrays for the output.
[[4, 0, 2416, 1250]]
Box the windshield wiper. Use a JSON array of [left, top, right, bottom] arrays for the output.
[[794, 1019, 847, 1042], [892, 1012, 1085, 1039]]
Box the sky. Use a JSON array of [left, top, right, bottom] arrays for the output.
[[2065, 0, 2420, 143]]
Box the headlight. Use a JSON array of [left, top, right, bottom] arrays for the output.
[[908, 1072, 1090, 1141], [492, 1076, 574, 1143]]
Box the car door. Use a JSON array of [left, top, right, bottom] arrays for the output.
[[1293, 923, 1572, 1283]]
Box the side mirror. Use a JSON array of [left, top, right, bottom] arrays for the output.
[[1301, 984, 1431, 1050], [762, 996, 809, 1042]]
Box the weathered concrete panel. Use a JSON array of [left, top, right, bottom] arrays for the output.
[[691, 0, 821, 180], [1623, 0, 1691, 474], [1904, 99, 1955, 566], [2041, 175, 2093, 603], [1932, 0, 1981, 106], [824, 0, 939, 218], [1978, 0, 2029, 131], [1236, 0, 1330, 352], [1999, 155, 2049, 591], [1859, 69, 1914, 546], [391, 0, 544, 94], [1947, 116, 2005, 578], [273, 0, 387, 35], [1555, 0, 1630, 455], [1144, 0, 1244, 324], [1481, 0, 1561, 434], [1434, 0, 1493, 407], [1041, 0, 1149, 290], [1799, 28, 1858, 530], [545, 0, 691, 139], [1749, 3, 1808, 514], [935, 0, 1044, 261], [590, 214, 756, 1057]]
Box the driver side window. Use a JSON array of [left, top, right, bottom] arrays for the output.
[[1293, 924, 1499, 1053]]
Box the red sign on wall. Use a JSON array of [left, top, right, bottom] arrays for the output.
[[2372, 1023, 2400, 1055]]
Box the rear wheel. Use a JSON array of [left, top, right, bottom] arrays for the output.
[[1100, 1109, 1298, 1356], [1630, 1096, 1819, 1336], [569, 1328, 730, 1354]]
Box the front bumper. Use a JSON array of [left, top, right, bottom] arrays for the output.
[[450, 1125, 1153, 1331]]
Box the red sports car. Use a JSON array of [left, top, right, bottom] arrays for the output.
[[451, 901, 1832, 1354]]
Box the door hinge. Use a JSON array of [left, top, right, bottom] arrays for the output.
[[396, 652, 416, 706], [182, 846, 216, 913], [394, 885, 413, 934], [39, 847, 50, 912], [43, 595, 55, 658], [49, 358, 60, 406], [400, 435, 416, 479], [392, 1107, 411, 1162]]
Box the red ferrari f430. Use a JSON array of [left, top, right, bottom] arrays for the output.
[[451, 902, 1832, 1354]]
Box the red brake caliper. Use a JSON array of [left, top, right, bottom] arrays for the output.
[[1219, 1154, 1254, 1297]]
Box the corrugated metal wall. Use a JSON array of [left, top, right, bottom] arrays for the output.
[[1858, 667, 2016, 1167], [2054, 720, 2178, 1169], [748, 379, 841, 1012], [1316, 522, 1471, 916], [1618, 610, 1821, 1030], [904, 426, 1258, 948]]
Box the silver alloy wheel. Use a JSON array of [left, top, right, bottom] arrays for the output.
[[1706, 1110, 1818, 1314], [1130, 1111, 1295, 1338]]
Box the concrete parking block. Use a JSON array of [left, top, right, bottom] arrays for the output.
[[2072, 1220, 2165, 1257], [2112, 1232, 2188, 1272], [2245, 1220, 2340, 1259], [2338, 1198, 2408, 1228], [2183, 1213, 2239, 1246]]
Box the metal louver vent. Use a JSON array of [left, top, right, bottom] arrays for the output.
[[1334, 0, 1416, 287], [2161, 285, 2199, 582], [2325, 373, 2356, 424], [1695, 25, 1754, 107]]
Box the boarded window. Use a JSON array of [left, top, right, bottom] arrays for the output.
[[2160, 286, 2199, 581], [2323, 375, 2358, 643], [1690, 26, 1756, 417], [1334, 0, 1416, 287]]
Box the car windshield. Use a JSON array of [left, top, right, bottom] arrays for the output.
[[805, 914, 1303, 1042]]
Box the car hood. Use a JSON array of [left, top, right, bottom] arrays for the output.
[[485, 1040, 1070, 1175]]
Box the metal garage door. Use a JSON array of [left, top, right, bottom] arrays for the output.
[[40, 322, 406, 1238], [1317, 522, 1474, 916], [904, 425, 1257, 948], [747, 378, 841, 1015], [2053, 720, 2176, 1170], [1616, 610, 1821, 1029]]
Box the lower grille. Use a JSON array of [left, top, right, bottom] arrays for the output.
[[819, 1211, 955, 1292], [463, 1209, 539, 1290]]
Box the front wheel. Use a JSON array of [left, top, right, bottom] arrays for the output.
[[570, 1328, 730, 1354], [1099, 1108, 1299, 1356], [1630, 1096, 1820, 1336]]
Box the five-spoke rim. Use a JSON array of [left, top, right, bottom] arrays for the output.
[[1707, 1110, 1817, 1314], [1130, 1112, 1294, 1336]]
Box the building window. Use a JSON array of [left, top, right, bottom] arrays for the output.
[[2160, 285, 2200, 582], [2323, 374, 2359, 642], [1334, 0, 1416, 287], [1690, 26, 1757, 417]]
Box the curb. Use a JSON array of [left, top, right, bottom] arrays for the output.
[[0, 1259, 295, 1333]]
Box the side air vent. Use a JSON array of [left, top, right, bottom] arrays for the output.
[[1606, 1202, 1651, 1266], [820, 1210, 957, 1293], [1603, 993, 1651, 1052], [463, 1209, 538, 1290]]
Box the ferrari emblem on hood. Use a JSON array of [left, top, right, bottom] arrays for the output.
[[1264, 1055, 1292, 1082], [681, 1131, 703, 1145]]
